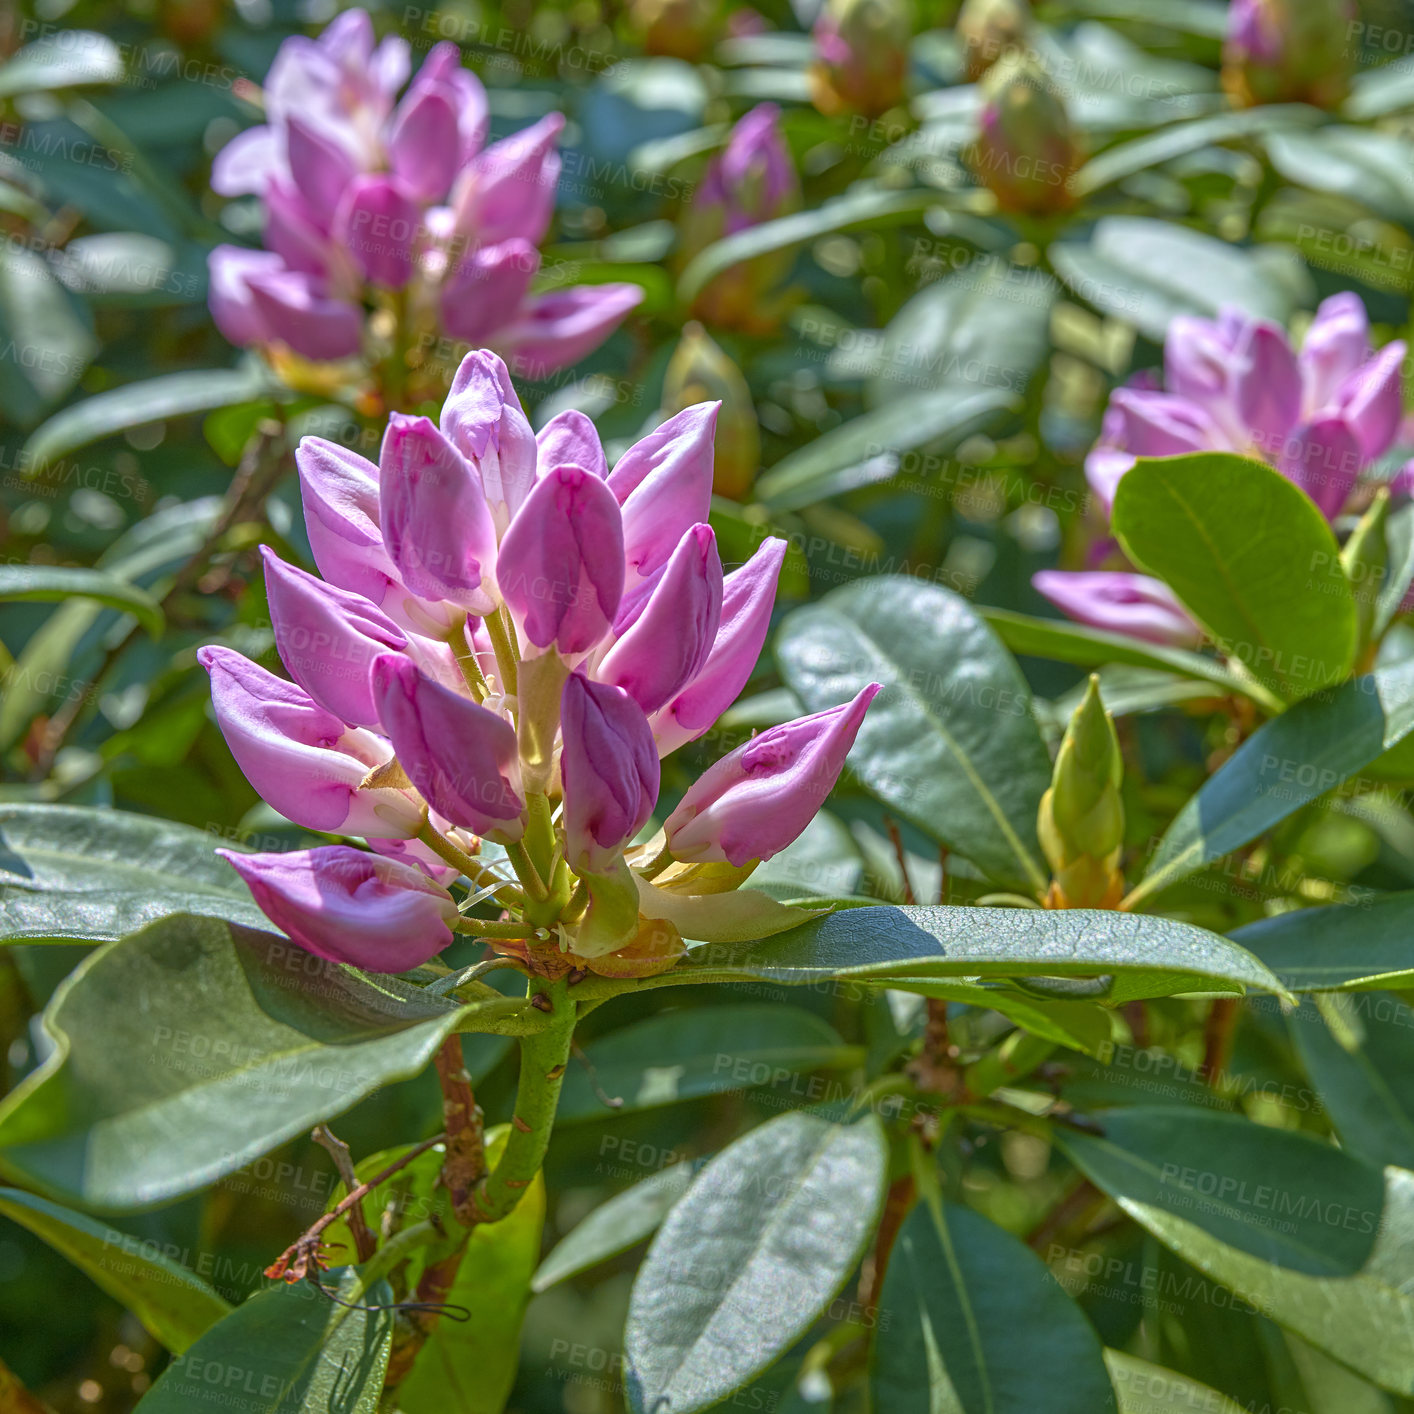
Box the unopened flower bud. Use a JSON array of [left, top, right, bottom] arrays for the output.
[[810, 0, 912, 118], [1037, 675, 1124, 909], [1222, 0, 1354, 111], [663, 323, 760, 501], [631, 0, 721, 60], [956, 0, 1029, 82], [965, 53, 1080, 217]]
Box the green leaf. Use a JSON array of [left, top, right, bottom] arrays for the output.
[[532, 1161, 698, 1293], [0, 804, 271, 941], [0, 32, 124, 97], [1265, 128, 1414, 226], [0, 1186, 230, 1352], [1058, 1111, 1414, 1394], [556, 1004, 859, 1123], [0, 914, 492, 1210], [776, 576, 1052, 892], [1126, 658, 1414, 909], [1103, 1351, 1247, 1414], [0, 565, 163, 638], [588, 905, 1292, 1006], [1233, 892, 1414, 992], [23, 365, 281, 468], [1287, 994, 1414, 1170], [623, 1110, 888, 1414], [133, 1269, 392, 1412], [754, 384, 1018, 512], [676, 185, 940, 304], [869, 1198, 1117, 1414], [398, 1129, 545, 1414], [885, 980, 1114, 1056], [1050, 219, 1304, 343], [1374, 501, 1414, 642], [1073, 107, 1322, 198], [1058, 1108, 1385, 1275], [1112, 453, 1357, 704], [979, 607, 1270, 706], [0, 243, 97, 426]]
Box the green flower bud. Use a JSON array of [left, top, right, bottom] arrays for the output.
[[1341, 488, 1392, 663], [1222, 0, 1354, 112], [663, 323, 761, 501], [811, 0, 913, 118], [965, 53, 1081, 218], [1038, 674, 1124, 909], [956, 0, 1030, 82]]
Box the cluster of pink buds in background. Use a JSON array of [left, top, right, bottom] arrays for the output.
[[207, 10, 641, 378], [202, 350, 876, 978], [1036, 294, 1408, 645]]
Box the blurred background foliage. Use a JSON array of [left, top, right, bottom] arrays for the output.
[[7, 0, 1414, 1408]]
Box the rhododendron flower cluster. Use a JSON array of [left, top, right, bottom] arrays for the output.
[[202, 350, 876, 977], [1036, 294, 1408, 645], [207, 10, 641, 376]]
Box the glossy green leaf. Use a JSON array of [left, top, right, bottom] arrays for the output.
[[557, 1004, 858, 1123], [676, 185, 940, 303], [1287, 994, 1414, 1170], [1103, 1351, 1246, 1414], [0, 565, 164, 638], [1050, 219, 1303, 342], [754, 384, 1018, 512], [1126, 659, 1414, 909], [645, 904, 1291, 1007], [0, 914, 502, 1210], [1265, 127, 1414, 226], [23, 365, 280, 468], [0, 805, 271, 941], [133, 1269, 392, 1412], [1058, 1109, 1414, 1393], [979, 607, 1266, 705], [1113, 454, 1357, 703], [532, 1161, 698, 1293], [869, 1198, 1117, 1414], [1232, 892, 1414, 992], [0, 31, 124, 96], [0, 1187, 230, 1352], [0, 243, 96, 426], [776, 577, 1052, 891], [623, 1110, 887, 1414], [398, 1128, 545, 1414], [884, 980, 1114, 1056]]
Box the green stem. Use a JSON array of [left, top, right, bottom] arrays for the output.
[[454, 917, 542, 940], [471, 979, 576, 1225], [485, 608, 520, 702], [504, 839, 547, 903], [354, 1219, 441, 1297], [637, 843, 675, 880], [450, 617, 490, 702], [524, 792, 571, 924], [417, 825, 523, 908]]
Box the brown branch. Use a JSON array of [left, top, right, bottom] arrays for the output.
[[434, 1035, 487, 1227], [1202, 998, 1239, 1088], [264, 1133, 445, 1284], [312, 1124, 376, 1263], [885, 815, 916, 904]]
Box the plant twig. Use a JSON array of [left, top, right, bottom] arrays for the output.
[[311, 1124, 376, 1262], [885, 815, 916, 904], [434, 1035, 487, 1227]]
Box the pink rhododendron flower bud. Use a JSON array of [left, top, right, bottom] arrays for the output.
[[561, 673, 659, 875], [1032, 571, 1202, 648], [372, 655, 525, 841], [297, 438, 401, 608], [966, 53, 1081, 217], [285, 114, 360, 215], [665, 684, 880, 866], [199, 646, 423, 838], [1232, 321, 1303, 457], [439, 238, 540, 346], [597, 524, 724, 715], [536, 410, 608, 481], [1333, 340, 1406, 463], [1300, 293, 1371, 410], [650, 536, 788, 756], [379, 413, 500, 614], [1278, 417, 1365, 521], [1223, 0, 1355, 111], [334, 175, 420, 289], [262, 546, 406, 729], [452, 113, 565, 247], [244, 268, 363, 362], [208, 247, 286, 348], [218, 846, 459, 971], [608, 403, 719, 582], [678, 105, 799, 331], [386, 82, 462, 203], [498, 285, 646, 377], [811, 0, 912, 117], [439, 351, 539, 535], [498, 465, 625, 656]]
